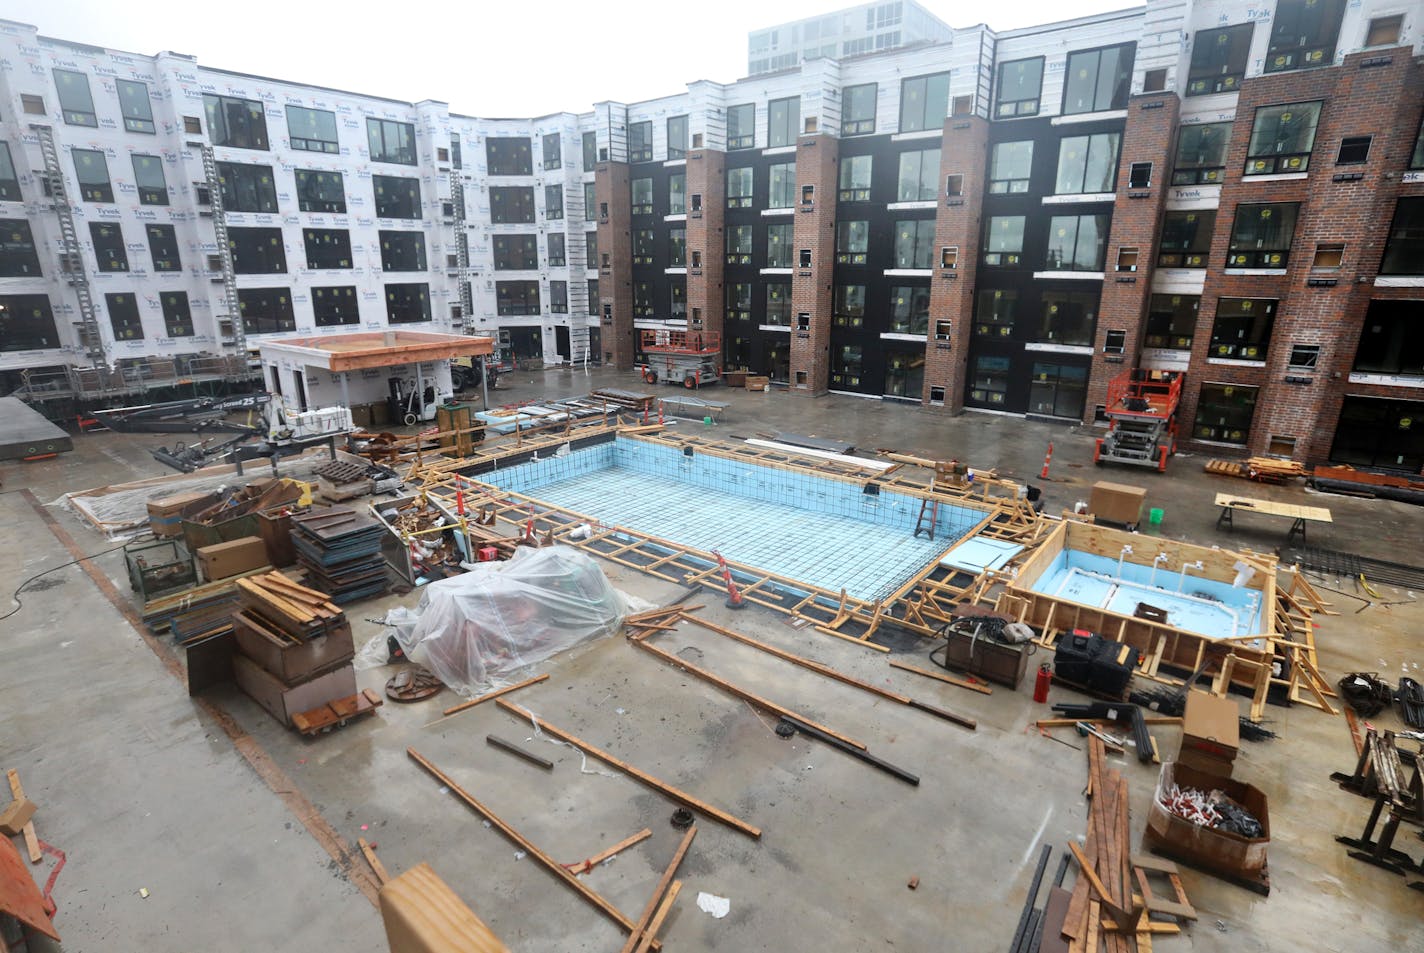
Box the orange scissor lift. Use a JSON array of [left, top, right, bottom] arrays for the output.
[[636, 330, 722, 388], [1094, 369, 1183, 473]]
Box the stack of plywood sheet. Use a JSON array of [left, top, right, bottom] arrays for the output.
[[291, 507, 390, 603]]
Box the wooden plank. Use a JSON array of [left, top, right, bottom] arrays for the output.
[[888, 659, 993, 695], [5, 770, 40, 864], [565, 829, 653, 876], [441, 674, 550, 717], [359, 837, 390, 885], [619, 825, 696, 953], [1071, 832, 1124, 915], [496, 701, 761, 839], [633, 880, 683, 953]]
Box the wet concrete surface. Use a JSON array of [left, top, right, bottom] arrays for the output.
[[1, 365, 1421, 951]]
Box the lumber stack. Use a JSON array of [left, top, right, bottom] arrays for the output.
[[1245, 457, 1304, 484], [1061, 736, 1137, 953], [291, 507, 390, 603]]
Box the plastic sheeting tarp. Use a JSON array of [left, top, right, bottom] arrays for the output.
[[396, 545, 626, 695]]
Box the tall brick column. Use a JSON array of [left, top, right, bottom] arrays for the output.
[[596, 160, 635, 369], [924, 115, 989, 414], [1087, 92, 1181, 422], [790, 133, 839, 395], [684, 148, 726, 346]]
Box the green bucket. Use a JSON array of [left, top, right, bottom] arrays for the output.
[[1148, 507, 1164, 525]]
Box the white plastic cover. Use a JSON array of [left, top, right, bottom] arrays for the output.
[[397, 545, 626, 694]]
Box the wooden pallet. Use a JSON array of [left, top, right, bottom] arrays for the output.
[[291, 689, 383, 735], [1203, 459, 1245, 479]]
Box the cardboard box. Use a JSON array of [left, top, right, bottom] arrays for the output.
[[233, 610, 354, 684], [233, 654, 356, 727], [1089, 481, 1147, 527], [197, 536, 269, 582], [380, 862, 511, 953], [1181, 690, 1241, 762], [1146, 762, 1270, 875], [146, 491, 217, 538], [1178, 746, 1236, 778]]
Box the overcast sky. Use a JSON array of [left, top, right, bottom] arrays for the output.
[[1, 0, 1135, 116]]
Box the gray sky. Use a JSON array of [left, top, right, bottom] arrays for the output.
[[1, 0, 1135, 116]]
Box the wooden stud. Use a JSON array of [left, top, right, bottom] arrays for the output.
[[565, 829, 653, 876], [888, 659, 993, 695], [358, 837, 389, 885], [633, 880, 683, 953], [6, 770, 40, 864], [619, 826, 696, 953], [440, 674, 550, 717]]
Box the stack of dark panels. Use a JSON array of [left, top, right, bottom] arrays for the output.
[[291, 507, 390, 604]]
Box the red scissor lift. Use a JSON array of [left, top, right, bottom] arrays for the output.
[[636, 330, 722, 388], [1094, 369, 1183, 473]]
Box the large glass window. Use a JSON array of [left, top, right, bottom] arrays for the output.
[[974, 290, 1017, 337], [0, 144, 18, 201], [146, 224, 181, 272], [834, 285, 866, 327], [894, 220, 935, 269], [106, 292, 143, 341], [1145, 294, 1198, 350], [727, 167, 753, 208], [667, 115, 688, 159], [583, 131, 598, 171], [836, 220, 869, 265], [1193, 383, 1257, 444], [492, 187, 535, 225], [1036, 292, 1098, 346], [1266, 0, 1346, 73], [899, 72, 950, 133], [386, 283, 431, 324], [1157, 210, 1215, 268], [889, 286, 930, 334], [89, 222, 128, 272], [237, 287, 295, 334], [380, 231, 427, 272], [1331, 396, 1424, 471], [768, 163, 795, 208], [1245, 102, 1322, 175], [312, 286, 360, 327], [884, 352, 925, 399], [843, 83, 877, 135], [585, 231, 597, 269], [897, 148, 939, 201], [633, 228, 655, 265], [374, 175, 422, 219], [1210, 297, 1276, 360], [669, 228, 687, 267], [669, 173, 686, 215], [984, 216, 1025, 266], [1045, 215, 1108, 271], [1054, 133, 1120, 194], [1187, 24, 1253, 95], [53, 69, 96, 126], [839, 155, 872, 202], [633, 282, 654, 316], [0, 295, 58, 351], [0, 220, 41, 277], [486, 137, 532, 175], [727, 283, 752, 321], [995, 58, 1043, 118], [769, 97, 800, 147], [547, 233, 565, 267], [228, 227, 287, 274], [1029, 363, 1088, 418], [545, 184, 563, 220], [549, 281, 569, 313], [288, 106, 339, 154], [295, 169, 345, 214], [628, 122, 652, 162], [766, 224, 792, 268], [1354, 301, 1424, 375], [1227, 203, 1298, 268], [726, 225, 752, 265], [631, 177, 654, 215], [587, 280, 598, 314], [160, 291, 194, 338], [1062, 44, 1134, 114], [831, 345, 863, 388], [727, 104, 755, 150], [132, 155, 168, 206], [670, 283, 686, 320], [218, 162, 277, 213], [204, 94, 268, 150], [73, 149, 113, 202], [765, 283, 791, 325], [542, 132, 561, 170], [117, 80, 155, 134], [1380, 198, 1424, 275], [969, 355, 1011, 406], [989, 141, 1033, 194], [1172, 123, 1231, 185]]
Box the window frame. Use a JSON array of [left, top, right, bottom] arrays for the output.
[[544, 184, 564, 220], [842, 83, 877, 135], [1186, 24, 1253, 96], [888, 285, 930, 335], [486, 137, 533, 176], [834, 284, 867, 327], [988, 141, 1033, 194], [1035, 292, 1099, 347], [53, 69, 97, 127], [0, 219, 42, 277], [493, 234, 539, 271], [1227, 203, 1299, 269], [899, 71, 950, 133], [1352, 300, 1424, 375], [1053, 132, 1121, 195], [1045, 214, 1109, 272], [159, 291, 195, 338], [768, 97, 800, 148], [287, 106, 340, 154], [547, 233, 566, 268], [631, 177, 654, 215], [1062, 43, 1135, 115], [117, 79, 155, 134], [1265, 0, 1346, 74], [312, 285, 361, 327], [542, 132, 562, 170], [893, 219, 935, 270], [726, 282, 753, 321], [373, 174, 422, 220], [295, 169, 346, 214], [146, 223, 181, 272], [1157, 210, 1216, 268], [204, 94, 269, 151], [768, 163, 795, 209], [385, 282, 432, 324], [727, 104, 755, 151], [105, 292, 143, 341], [995, 57, 1044, 118], [897, 148, 940, 202], [583, 131, 598, 171], [1209, 297, 1277, 361], [237, 287, 296, 334], [228, 226, 288, 275], [628, 121, 653, 163], [835, 220, 869, 265], [1145, 294, 1198, 350], [549, 280, 569, 314], [1172, 122, 1231, 185], [1380, 197, 1424, 276], [0, 144, 19, 202], [89, 221, 128, 272], [667, 115, 689, 160], [983, 215, 1026, 266], [217, 162, 278, 213], [72, 149, 113, 203], [725, 225, 753, 265], [839, 154, 873, 202], [378, 230, 427, 272], [1245, 101, 1323, 175], [726, 167, 754, 209], [132, 155, 169, 206], [765, 223, 792, 268]]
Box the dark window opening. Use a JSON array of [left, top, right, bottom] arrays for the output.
[[1036, 292, 1098, 346], [1354, 299, 1424, 375], [0, 295, 59, 351], [218, 162, 278, 213], [295, 169, 346, 213], [1210, 297, 1276, 360], [1288, 344, 1320, 368], [1062, 43, 1134, 114], [312, 285, 359, 326], [1336, 136, 1371, 165], [0, 220, 42, 277], [1381, 198, 1424, 275], [117, 79, 155, 134], [1227, 203, 1298, 268], [146, 224, 181, 272], [1193, 383, 1257, 445], [1145, 294, 1197, 350], [303, 228, 352, 269], [287, 106, 339, 154], [386, 283, 431, 324], [238, 287, 295, 334], [204, 94, 268, 150], [229, 227, 287, 274], [1128, 162, 1152, 189], [89, 222, 128, 272], [1331, 396, 1424, 471], [486, 137, 532, 175], [160, 291, 195, 337], [493, 234, 538, 271], [106, 292, 143, 341], [1265, 0, 1346, 74], [374, 175, 422, 220], [1187, 24, 1253, 95], [1158, 210, 1215, 268], [496, 280, 540, 316], [0, 144, 19, 201], [995, 57, 1043, 118]]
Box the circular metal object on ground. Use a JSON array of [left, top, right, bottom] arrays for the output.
[[670, 808, 694, 830], [774, 720, 797, 739]]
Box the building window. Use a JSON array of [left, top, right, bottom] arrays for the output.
[[106, 292, 143, 340], [1288, 344, 1321, 369], [893, 220, 935, 269], [1128, 162, 1152, 189], [53, 69, 97, 126], [586, 279, 598, 314], [727, 104, 755, 150], [494, 235, 539, 270], [726, 225, 752, 265], [941, 246, 958, 270], [899, 72, 950, 133], [1336, 136, 1371, 165], [1381, 198, 1424, 275], [1266, 0, 1345, 73], [1354, 300, 1423, 375], [628, 122, 652, 162], [583, 182, 597, 220], [970, 355, 1011, 405], [669, 173, 686, 215], [204, 94, 268, 150], [945, 174, 963, 197], [486, 137, 532, 175], [839, 155, 873, 202], [218, 162, 278, 213], [117, 79, 155, 134], [146, 224, 181, 272], [889, 286, 929, 335], [229, 227, 287, 274], [1048, 215, 1110, 270], [585, 231, 597, 269], [1187, 24, 1253, 95], [995, 57, 1043, 118], [1245, 102, 1322, 175], [132, 155, 168, 206], [1116, 247, 1139, 272], [374, 175, 422, 219], [451, 136, 462, 169], [727, 167, 753, 208], [831, 345, 863, 388], [182, 115, 202, 134], [1145, 294, 1197, 350], [548, 233, 565, 267], [490, 185, 541, 227], [836, 220, 869, 265], [1227, 203, 1298, 268], [237, 287, 295, 334], [1210, 297, 1276, 360], [0, 144, 18, 201], [549, 280, 568, 313], [1157, 210, 1215, 268], [974, 290, 1017, 338], [312, 285, 360, 327], [1037, 292, 1098, 346], [769, 97, 800, 147], [1029, 363, 1088, 418], [158, 292, 194, 337], [0, 295, 58, 350], [843, 83, 877, 135], [89, 222, 128, 272], [1332, 396, 1424, 471], [583, 131, 598, 171], [766, 224, 791, 267], [295, 169, 346, 214], [542, 132, 561, 170], [1054, 133, 1120, 194], [629, 177, 653, 215], [387, 283, 431, 324], [379, 230, 426, 272], [670, 283, 686, 320], [1194, 384, 1257, 444], [984, 216, 1025, 266], [667, 115, 688, 159], [286, 106, 339, 154], [1366, 14, 1404, 47], [633, 281, 654, 317], [0, 220, 41, 277], [1062, 44, 1134, 114], [765, 283, 791, 325], [1172, 122, 1231, 185], [1311, 241, 1344, 270], [897, 148, 939, 201], [988, 141, 1033, 194], [727, 283, 752, 321], [670, 228, 687, 267], [834, 285, 866, 327], [72, 149, 113, 202], [633, 228, 655, 265], [545, 184, 564, 220]]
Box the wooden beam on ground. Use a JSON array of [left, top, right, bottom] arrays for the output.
[[888, 659, 993, 695], [619, 825, 696, 953], [496, 701, 761, 840], [358, 837, 390, 885], [5, 770, 40, 864], [633, 880, 683, 953], [440, 674, 550, 717], [565, 829, 653, 876]]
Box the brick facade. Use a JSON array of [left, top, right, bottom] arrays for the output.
[[684, 149, 727, 347], [595, 161, 635, 369], [789, 134, 840, 395]]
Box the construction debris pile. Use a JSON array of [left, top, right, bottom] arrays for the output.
[[1156, 783, 1265, 838]]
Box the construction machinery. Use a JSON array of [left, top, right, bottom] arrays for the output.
[[1094, 370, 1182, 473], [637, 330, 722, 388]]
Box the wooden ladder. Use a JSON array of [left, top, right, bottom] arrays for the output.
[[913, 498, 939, 540]]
